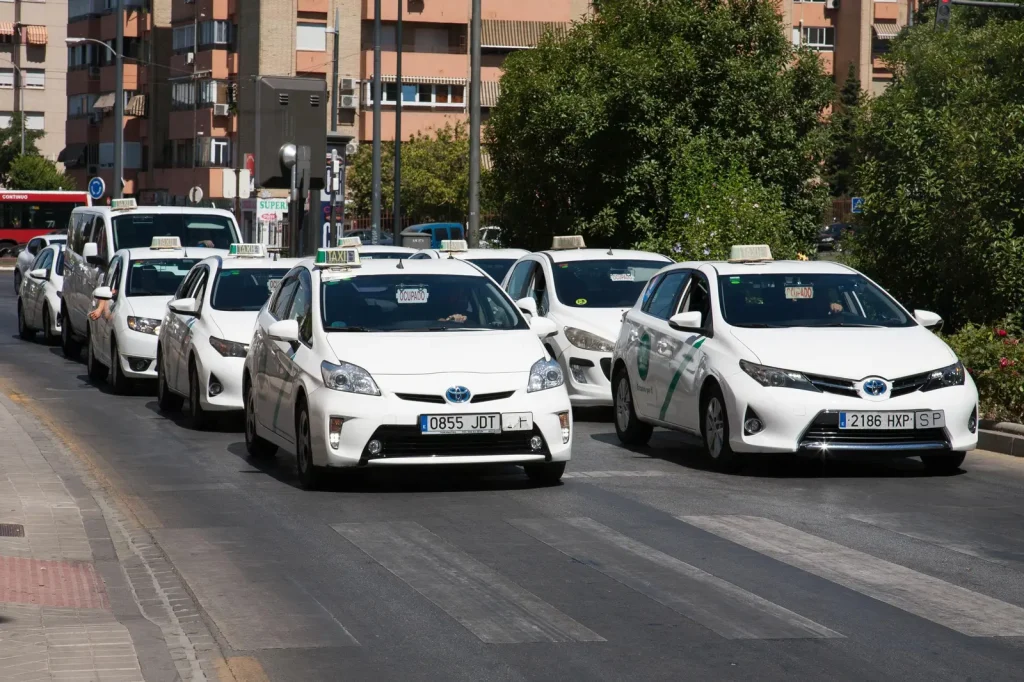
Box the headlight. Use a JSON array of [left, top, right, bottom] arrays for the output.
[[564, 327, 614, 353], [320, 360, 380, 396], [921, 361, 966, 391], [739, 360, 820, 392], [528, 357, 564, 392], [209, 336, 248, 358], [127, 316, 161, 336]]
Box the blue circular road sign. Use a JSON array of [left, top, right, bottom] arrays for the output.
[[88, 177, 106, 201]]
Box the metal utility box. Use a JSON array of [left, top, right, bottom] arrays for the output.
[[400, 230, 433, 250], [255, 77, 328, 190]]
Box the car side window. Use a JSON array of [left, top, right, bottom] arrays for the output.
[[269, 276, 299, 320], [31, 250, 48, 270], [451, 226, 465, 240], [528, 266, 550, 316], [190, 269, 209, 312], [175, 269, 200, 300], [287, 272, 313, 345], [40, 250, 54, 271], [680, 273, 713, 326], [505, 261, 534, 299], [95, 222, 109, 262], [644, 271, 690, 320], [104, 256, 120, 287]]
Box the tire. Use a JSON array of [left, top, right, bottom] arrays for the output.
[[17, 301, 34, 340], [13, 269, 21, 294], [61, 304, 81, 360], [244, 383, 277, 459], [156, 350, 183, 412], [109, 337, 128, 394], [921, 452, 966, 475], [42, 306, 57, 345], [295, 401, 322, 490], [86, 330, 108, 383], [701, 385, 744, 473], [613, 369, 653, 446], [186, 361, 210, 430], [524, 461, 566, 485]]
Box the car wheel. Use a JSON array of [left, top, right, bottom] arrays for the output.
[[86, 330, 108, 383], [109, 337, 128, 394], [186, 362, 210, 430], [921, 452, 966, 475], [42, 306, 57, 345], [701, 386, 744, 473], [244, 384, 277, 459], [295, 401, 322, 490], [613, 370, 653, 446], [156, 350, 183, 412], [524, 461, 566, 485], [60, 304, 81, 360], [17, 301, 34, 340], [13, 269, 21, 294]]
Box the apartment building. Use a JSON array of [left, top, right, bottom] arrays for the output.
[[1, 0, 68, 163]]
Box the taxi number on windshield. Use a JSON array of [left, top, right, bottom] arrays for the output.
[[839, 411, 945, 430], [420, 413, 534, 435]]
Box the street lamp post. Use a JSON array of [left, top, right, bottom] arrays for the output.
[[0, 59, 26, 155]]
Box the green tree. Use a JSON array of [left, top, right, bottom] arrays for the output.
[[0, 113, 45, 182], [6, 155, 77, 191], [852, 18, 1024, 328], [486, 0, 834, 255], [824, 63, 863, 197]]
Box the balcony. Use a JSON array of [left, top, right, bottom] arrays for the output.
[[99, 9, 150, 40], [168, 108, 236, 140], [874, 1, 901, 21], [360, 51, 468, 81], [364, 0, 468, 24], [67, 68, 103, 97], [172, 0, 235, 24], [66, 117, 98, 146], [298, 0, 330, 12], [170, 49, 237, 80], [100, 63, 139, 92], [358, 109, 467, 142], [138, 168, 229, 199]]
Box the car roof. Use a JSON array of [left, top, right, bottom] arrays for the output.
[[674, 259, 857, 277], [538, 248, 673, 264], [120, 247, 225, 261], [359, 245, 415, 254], [302, 254, 487, 278], [421, 248, 528, 260], [408, 222, 462, 229], [43, 235, 67, 242], [195, 255, 304, 271], [73, 206, 238, 219]]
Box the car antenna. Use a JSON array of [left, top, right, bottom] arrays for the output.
[[606, 247, 613, 255], [396, 258, 405, 269]]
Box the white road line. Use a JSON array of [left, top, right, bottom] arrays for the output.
[[510, 517, 841, 640], [333, 521, 605, 644], [682, 515, 1024, 637]]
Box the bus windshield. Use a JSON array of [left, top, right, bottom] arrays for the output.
[[0, 192, 88, 244], [112, 214, 238, 251]]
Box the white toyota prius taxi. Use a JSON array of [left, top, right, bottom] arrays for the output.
[[243, 247, 572, 489], [611, 245, 979, 474], [156, 244, 302, 428]]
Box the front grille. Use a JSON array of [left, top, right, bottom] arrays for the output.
[[799, 412, 948, 451], [471, 391, 515, 403], [891, 371, 930, 397], [362, 425, 547, 460], [806, 373, 858, 397], [600, 358, 611, 380], [395, 393, 445, 404]]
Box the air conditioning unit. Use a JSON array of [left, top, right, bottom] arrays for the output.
[[213, 103, 230, 116], [340, 77, 356, 92], [825, 0, 837, 8], [339, 94, 358, 110], [345, 141, 358, 157], [186, 52, 195, 65]]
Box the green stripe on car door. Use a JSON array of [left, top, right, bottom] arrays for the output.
[[658, 337, 705, 420]]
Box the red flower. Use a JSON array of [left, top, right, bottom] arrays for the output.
[[997, 329, 1008, 337], [1000, 357, 1010, 368]]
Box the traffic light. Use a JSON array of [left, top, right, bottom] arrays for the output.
[[936, 0, 952, 29]]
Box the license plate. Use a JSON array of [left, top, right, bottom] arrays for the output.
[[838, 411, 945, 430], [419, 413, 534, 435]]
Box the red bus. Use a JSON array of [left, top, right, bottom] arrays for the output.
[[0, 191, 91, 248]]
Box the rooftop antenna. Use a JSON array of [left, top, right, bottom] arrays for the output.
[[396, 258, 405, 269], [606, 247, 614, 255]]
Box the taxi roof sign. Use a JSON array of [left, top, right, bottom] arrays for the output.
[[728, 244, 774, 262], [551, 235, 586, 250], [228, 243, 267, 258], [337, 236, 363, 248], [111, 198, 138, 212], [440, 239, 469, 252], [315, 247, 361, 268], [150, 236, 182, 250]]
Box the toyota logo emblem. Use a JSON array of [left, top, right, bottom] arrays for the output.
[[863, 379, 887, 397], [445, 386, 472, 403]]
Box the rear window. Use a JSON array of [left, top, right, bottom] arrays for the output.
[[467, 258, 516, 282], [211, 268, 293, 311], [112, 213, 238, 251], [126, 259, 200, 297]]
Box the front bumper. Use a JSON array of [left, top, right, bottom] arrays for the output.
[[557, 347, 613, 407], [721, 372, 979, 455], [195, 353, 245, 412], [305, 380, 573, 468], [117, 330, 158, 379]]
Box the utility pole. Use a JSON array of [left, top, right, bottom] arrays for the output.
[[329, 7, 340, 245], [393, 0, 403, 245], [113, 0, 125, 198], [371, 0, 383, 245], [468, 0, 481, 247]]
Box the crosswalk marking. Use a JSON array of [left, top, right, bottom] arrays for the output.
[[563, 470, 670, 479], [682, 515, 1024, 637], [332, 521, 604, 644], [510, 517, 840, 640]]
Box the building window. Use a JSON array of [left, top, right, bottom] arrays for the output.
[[99, 141, 142, 169], [198, 20, 233, 48], [366, 81, 465, 107], [0, 113, 12, 128], [173, 25, 194, 52], [0, 69, 12, 88], [296, 23, 327, 51], [24, 69, 45, 89], [362, 22, 466, 55], [194, 137, 231, 168], [25, 113, 44, 131], [801, 27, 835, 51]]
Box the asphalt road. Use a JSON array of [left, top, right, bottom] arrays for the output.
[[3, 272, 1024, 681]]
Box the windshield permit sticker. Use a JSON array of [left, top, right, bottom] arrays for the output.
[[559, 263, 569, 268], [267, 278, 282, 294], [396, 287, 429, 304], [785, 286, 814, 300], [610, 271, 634, 282], [576, 298, 588, 306], [730, 276, 741, 284]]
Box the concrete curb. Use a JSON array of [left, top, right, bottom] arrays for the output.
[[978, 421, 1024, 458]]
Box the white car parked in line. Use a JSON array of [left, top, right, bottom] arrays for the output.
[[611, 245, 979, 474], [501, 236, 672, 407], [86, 237, 220, 393], [17, 243, 64, 344], [242, 247, 572, 489], [410, 240, 528, 284], [156, 244, 302, 429], [15, 234, 66, 294]]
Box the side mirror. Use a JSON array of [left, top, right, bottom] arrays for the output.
[[669, 311, 703, 331], [27, 244, 39, 256], [29, 268, 48, 281], [82, 242, 104, 266], [914, 309, 943, 331], [530, 316, 558, 339], [516, 297, 538, 318], [169, 297, 199, 316], [92, 286, 113, 301], [267, 319, 300, 343]]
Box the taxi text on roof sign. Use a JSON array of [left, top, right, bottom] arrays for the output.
[[228, 243, 267, 258], [315, 247, 361, 268], [728, 244, 773, 263], [150, 236, 182, 250], [111, 198, 138, 212], [551, 235, 586, 250], [337, 236, 363, 248], [440, 239, 469, 252]]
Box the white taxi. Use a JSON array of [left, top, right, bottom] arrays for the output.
[[611, 245, 979, 474], [17, 243, 64, 344], [86, 236, 222, 393], [501, 236, 671, 407], [242, 247, 572, 489], [410, 240, 529, 283], [345, 239, 415, 261], [156, 243, 302, 429]]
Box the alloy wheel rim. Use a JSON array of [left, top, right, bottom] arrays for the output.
[[616, 377, 632, 431], [245, 392, 257, 445], [706, 398, 724, 458], [190, 370, 199, 418], [299, 412, 311, 474]]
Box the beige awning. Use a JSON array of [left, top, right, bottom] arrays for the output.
[[25, 25, 47, 46], [481, 20, 569, 49], [377, 74, 467, 86], [0, 23, 14, 37], [93, 93, 116, 110], [481, 150, 493, 171], [480, 81, 501, 108], [872, 22, 903, 40], [126, 94, 147, 117]]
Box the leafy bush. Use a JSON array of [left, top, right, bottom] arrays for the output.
[[941, 316, 1024, 423]]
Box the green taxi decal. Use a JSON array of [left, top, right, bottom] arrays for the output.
[[637, 332, 651, 380], [658, 336, 705, 420], [575, 298, 588, 306]]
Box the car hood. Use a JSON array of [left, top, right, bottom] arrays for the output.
[[206, 311, 259, 344], [325, 330, 545, 375], [555, 307, 629, 345], [727, 326, 958, 380], [123, 296, 172, 320]]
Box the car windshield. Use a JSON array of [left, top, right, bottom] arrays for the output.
[[718, 273, 915, 328], [466, 258, 516, 282], [321, 274, 529, 332], [126, 259, 200, 297], [551, 259, 665, 308], [211, 268, 292, 311], [112, 213, 238, 251]]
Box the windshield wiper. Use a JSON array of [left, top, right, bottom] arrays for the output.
[[803, 322, 886, 328], [418, 326, 492, 332], [731, 322, 787, 328], [325, 326, 376, 332]]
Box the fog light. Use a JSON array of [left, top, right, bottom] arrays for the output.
[[558, 412, 571, 444], [569, 364, 588, 384], [968, 407, 977, 434], [329, 416, 344, 450], [208, 374, 223, 397], [127, 357, 150, 372], [743, 407, 765, 436], [530, 435, 543, 451], [367, 439, 382, 456]]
